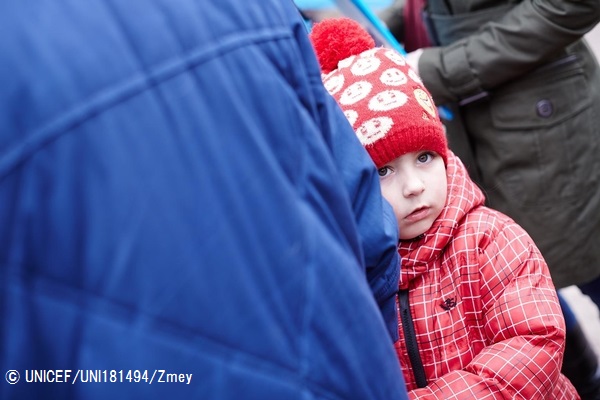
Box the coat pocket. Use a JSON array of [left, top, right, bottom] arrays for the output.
[[486, 56, 597, 206]]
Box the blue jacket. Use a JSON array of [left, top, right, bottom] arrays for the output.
[[0, 1, 406, 399]]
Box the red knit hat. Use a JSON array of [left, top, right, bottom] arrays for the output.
[[310, 18, 448, 168]]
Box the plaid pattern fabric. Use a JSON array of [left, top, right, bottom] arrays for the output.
[[395, 151, 579, 399]]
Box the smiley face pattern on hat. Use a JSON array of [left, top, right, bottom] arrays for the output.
[[321, 47, 448, 168], [325, 48, 429, 144]]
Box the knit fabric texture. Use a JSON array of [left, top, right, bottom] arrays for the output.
[[310, 18, 447, 168]]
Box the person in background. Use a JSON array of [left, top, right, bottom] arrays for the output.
[[310, 16, 578, 399], [0, 1, 408, 399], [380, 0, 600, 398]]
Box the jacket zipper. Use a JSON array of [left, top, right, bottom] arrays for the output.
[[398, 289, 428, 388]]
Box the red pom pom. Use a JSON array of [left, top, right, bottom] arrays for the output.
[[309, 18, 375, 74]]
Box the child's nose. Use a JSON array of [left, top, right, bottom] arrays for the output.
[[402, 174, 426, 197]]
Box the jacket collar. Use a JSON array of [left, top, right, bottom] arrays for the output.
[[398, 151, 485, 289]]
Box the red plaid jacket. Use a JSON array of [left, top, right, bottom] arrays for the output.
[[395, 151, 578, 399]]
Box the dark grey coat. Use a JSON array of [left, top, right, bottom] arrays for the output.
[[413, 0, 600, 288]]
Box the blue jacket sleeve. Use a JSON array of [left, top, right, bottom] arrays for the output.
[[294, 21, 401, 340], [323, 93, 401, 341]]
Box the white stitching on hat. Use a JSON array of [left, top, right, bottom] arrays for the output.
[[339, 81, 373, 105], [369, 90, 408, 111], [324, 74, 345, 95], [338, 55, 356, 69], [384, 50, 406, 65], [344, 110, 359, 127], [351, 57, 381, 76], [380, 68, 408, 86], [356, 116, 393, 145]]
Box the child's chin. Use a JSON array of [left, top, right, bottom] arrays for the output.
[[400, 221, 432, 241]]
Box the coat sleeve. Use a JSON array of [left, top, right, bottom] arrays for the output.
[[419, 0, 600, 104], [410, 218, 568, 399], [294, 21, 402, 341], [326, 97, 401, 341]]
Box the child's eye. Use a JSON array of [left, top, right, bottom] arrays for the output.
[[378, 166, 392, 177], [417, 152, 434, 163]]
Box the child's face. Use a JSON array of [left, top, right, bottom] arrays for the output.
[[378, 151, 447, 240]]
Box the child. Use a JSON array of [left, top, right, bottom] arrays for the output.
[[310, 18, 579, 400]]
